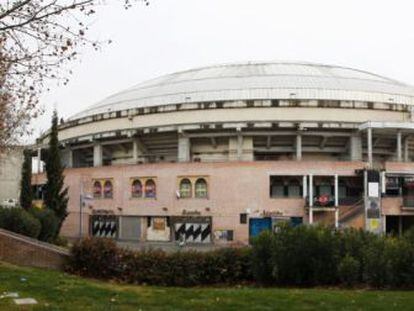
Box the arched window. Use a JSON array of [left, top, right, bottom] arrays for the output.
[[103, 180, 113, 199], [179, 178, 192, 198], [195, 178, 208, 198], [93, 181, 102, 198], [131, 179, 143, 198], [145, 179, 156, 198]]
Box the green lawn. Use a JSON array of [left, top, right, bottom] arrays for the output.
[[0, 262, 414, 310]]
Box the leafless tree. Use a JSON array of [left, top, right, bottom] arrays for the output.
[[0, 0, 148, 148]]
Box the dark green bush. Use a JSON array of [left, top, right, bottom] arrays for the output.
[[67, 226, 414, 288], [29, 208, 59, 242], [68, 238, 252, 286], [52, 235, 69, 247], [383, 238, 414, 287], [251, 230, 274, 285], [0, 207, 41, 238], [68, 238, 119, 279], [338, 255, 360, 287]]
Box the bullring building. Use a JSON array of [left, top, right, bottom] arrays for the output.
[[33, 61, 414, 244]]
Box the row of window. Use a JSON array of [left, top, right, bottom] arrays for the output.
[[179, 178, 208, 199], [93, 177, 209, 199]]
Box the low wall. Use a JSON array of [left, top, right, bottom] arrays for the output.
[[0, 229, 70, 270]]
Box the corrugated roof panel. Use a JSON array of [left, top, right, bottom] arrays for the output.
[[70, 61, 414, 120]]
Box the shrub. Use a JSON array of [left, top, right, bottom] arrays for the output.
[[68, 238, 119, 279], [362, 236, 389, 288], [383, 237, 414, 287], [29, 208, 59, 242], [53, 235, 69, 247], [67, 228, 414, 288], [68, 237, 252, 286], [263, 224, 340, 286], [0, 207, 41, 238], [251, 230, 275, 285], [338, 255, 360, 287]]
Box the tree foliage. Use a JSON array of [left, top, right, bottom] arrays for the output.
[[44, 110, 68, 235], [0, 0, 148, 148], [19, 148, 33, 210]]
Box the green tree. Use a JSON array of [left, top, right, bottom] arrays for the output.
[[19, 148, 33, 210], [44, 110, 68, 237]]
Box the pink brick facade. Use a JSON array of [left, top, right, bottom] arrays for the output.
[[32, 160, 383, 244]]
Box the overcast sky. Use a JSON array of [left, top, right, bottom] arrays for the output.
[[32, 0, 414, 139]]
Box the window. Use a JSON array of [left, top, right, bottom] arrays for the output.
[[195, 178, 208, 198], [93, 181, 102, 198], [131, 179, 143, 198], [270, 179, 284, 197], [179, 178, 192, 198], [103, 180, 113, 199], [287, 179, 301, 197], [240, 213, 247, 224], [145, 179, 156, 198], [270, 176, 302, 198]]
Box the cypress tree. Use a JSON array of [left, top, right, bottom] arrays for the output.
[[44, 110, 68, 236], [19, 149, 33, 210]]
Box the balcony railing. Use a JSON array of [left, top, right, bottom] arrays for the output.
[[306, 196, 362, 208]]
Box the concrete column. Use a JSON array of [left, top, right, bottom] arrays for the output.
[[93, 142, 103, 167], [37, 147, 42, 173], [381, 171, 386, 194], [350, 134, 362, 161], [309, 174, 313, 224], [296, 134, 302, 161], [178, 136, 190, 162], [66, 147, 73, 168], [335, 209, 339, 229], [367, 128, 373, 168], [404, 136, 410, 162], [334, 174, 339, 207], [133, 139, 139, 162], [397, 131, 402, 162], [302, 175, 307, 199], [237, 133, 243, 161]]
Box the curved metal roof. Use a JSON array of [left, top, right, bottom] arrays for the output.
[[70, 61, 414, 120]]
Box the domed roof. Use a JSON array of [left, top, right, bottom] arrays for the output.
[[70, 61, 414, 120]]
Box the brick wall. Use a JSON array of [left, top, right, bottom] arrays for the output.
[[0, 229, 69, 270]]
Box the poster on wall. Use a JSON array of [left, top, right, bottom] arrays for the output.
[[153, 217, 166, 230], [365, 170, 382, 234]]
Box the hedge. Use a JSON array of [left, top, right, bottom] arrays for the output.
[[67, 238, 252, 286], [251, 224, 414, 288], [0, 207, 41, 238], [67, 225, 414, 288]]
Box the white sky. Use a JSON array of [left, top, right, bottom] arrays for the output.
[[32, 0, 414, 139]]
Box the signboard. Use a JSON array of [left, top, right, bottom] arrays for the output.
[[365, 170, 382, 234], [153, 217, 166, 231], [368, 182, 379, 198]]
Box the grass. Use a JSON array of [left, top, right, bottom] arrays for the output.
[[0, 263, 414, 310]]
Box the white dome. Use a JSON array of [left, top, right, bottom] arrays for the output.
[[70, 61, 414, 120]]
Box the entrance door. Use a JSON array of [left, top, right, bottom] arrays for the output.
[[249, 218, 272, 238]]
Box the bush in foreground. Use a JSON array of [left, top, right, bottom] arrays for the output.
[[67, 226, 414, 288], [29, 208, 60, 242], [0, 207, 41, 238], [68, 238, 252, 286]]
